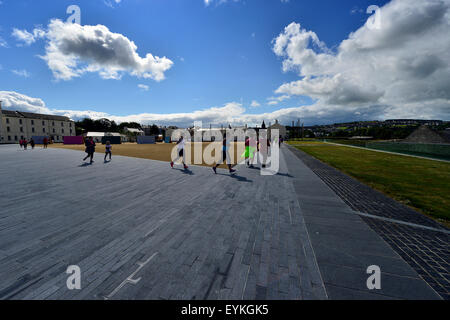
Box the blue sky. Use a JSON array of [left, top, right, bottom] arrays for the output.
[[0, 0, 448, 127]]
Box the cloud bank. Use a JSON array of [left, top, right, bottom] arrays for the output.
[[271, 0, 450, 121], [0, 90, 313, 127]]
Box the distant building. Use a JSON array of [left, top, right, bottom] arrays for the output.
[[385, 119, 444, 126], [84, 132, 125, 143], [269, 120, 287, 140], [165, 127, 181, 142], [0, 101, 75, 144], [124, 127, 144, 135], [142, 125, 157, 136]]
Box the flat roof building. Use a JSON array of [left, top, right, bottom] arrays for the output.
[[83, 132, 127, 143]]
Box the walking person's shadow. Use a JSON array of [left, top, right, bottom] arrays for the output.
[[174, 167, 194, 175], [216, 172, 252, 183], [79, 162, 92, 167], [275, 172, 293, 178], [230, 174, 252, 183]]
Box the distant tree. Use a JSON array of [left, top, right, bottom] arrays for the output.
[[332, 130, 350, 138], [75, 126, 85, 136], [75, 118, 123, 134], [118, 122, 142, 131], [149, 124, 160, 135], [305, 130, 315, 138], [110, 120, 119, 132]]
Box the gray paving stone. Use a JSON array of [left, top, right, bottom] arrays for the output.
[[319, 263, 440, 300], [282, 144, 442, 300], [0, 144, 441, 300], [325, 284, 398, 300]]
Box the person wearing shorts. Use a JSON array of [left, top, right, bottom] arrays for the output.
[[171, 136, 188, 170], [243, 137, 257, 168]]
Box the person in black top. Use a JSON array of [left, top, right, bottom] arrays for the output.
[[212, 135, 236, 174], [83, 137, 96, 164]]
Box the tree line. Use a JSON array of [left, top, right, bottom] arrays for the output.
[[289, 124, 449, 140], [75, 118, 161, 136]]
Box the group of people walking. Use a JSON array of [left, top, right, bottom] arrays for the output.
[[80, 132, 277, 169], [18, 137, 49, 149], [171, 135, 274, 174], [19, 138, 35, 150], [82, 137, 112, 164]]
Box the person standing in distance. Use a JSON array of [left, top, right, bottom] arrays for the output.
[[104, 140, 112, 162]]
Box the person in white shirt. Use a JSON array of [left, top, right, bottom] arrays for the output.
[[104, 140, 112, 161], [171, 136, 188, 170]]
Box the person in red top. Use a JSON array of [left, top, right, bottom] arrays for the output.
[[19, 139, 23, 148], [43, 137, 48, 149], [83, 137, 96, 164]]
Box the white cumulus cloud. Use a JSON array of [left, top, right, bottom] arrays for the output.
[[12, 19, 174, 82], [267, 95, 291, 106], [0, 36, 7, 48], [12, 69, 31, 78], [250, 100, 260, 108], [11, 27, 45, 46], [104, 0, 122, 8], [138, 84, 149, 91], [0, 90, 314, 127], [271, 0, 450, 121]]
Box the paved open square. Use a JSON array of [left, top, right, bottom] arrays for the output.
[[0, 144, 444, 300]]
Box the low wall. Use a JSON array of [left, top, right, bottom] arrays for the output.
[[137, 136, 156, 144], [101, 136, 122, 145], [31, 136, 49, 144], [63, 136, 83, 145]]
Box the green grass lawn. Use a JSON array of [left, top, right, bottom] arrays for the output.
[[288, 141, 450, 226]]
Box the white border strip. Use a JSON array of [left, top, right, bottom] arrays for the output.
[[355, 211, 450, 234]]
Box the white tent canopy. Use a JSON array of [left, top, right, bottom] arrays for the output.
[[85, 132, 122, 137]]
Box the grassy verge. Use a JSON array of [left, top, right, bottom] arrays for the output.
[[288, 141, 450, 226]]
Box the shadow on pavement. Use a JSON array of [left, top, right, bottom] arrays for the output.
[[217, 172, 252, 183], [79, 162, 92, 167], [174, 168, 194, 175]]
